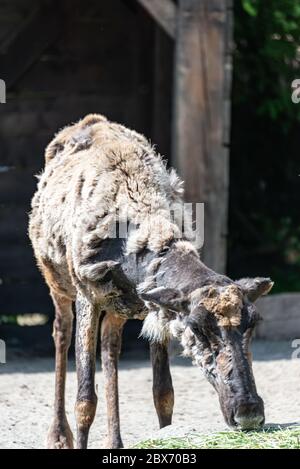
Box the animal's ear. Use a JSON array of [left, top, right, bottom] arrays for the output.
[[235, 277, 274, 302], [79, 260, 120, 281], [140, 287, 188, 312]]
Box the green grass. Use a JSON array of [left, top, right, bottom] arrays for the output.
[[133, 426, 300, 449]]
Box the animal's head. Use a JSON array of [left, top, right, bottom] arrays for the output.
[[141, 276, 273, 430]]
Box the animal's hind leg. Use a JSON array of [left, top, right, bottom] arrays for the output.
[[47, 291, 74, 449], [75, 293, 100, 449], [101, 313, 126, 449], [150, 341, 174, 428]]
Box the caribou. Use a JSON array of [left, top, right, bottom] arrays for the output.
[[29, 114, 273, 448]]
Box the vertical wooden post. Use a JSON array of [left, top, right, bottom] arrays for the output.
[[173, 0, 233, 273], [152, 25, 173, 158]]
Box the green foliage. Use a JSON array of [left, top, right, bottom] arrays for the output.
[[0, 315, 17, 325], [235, 0, 300, 124], [242, 0, 258, 17], [228, 1, 300, 292]]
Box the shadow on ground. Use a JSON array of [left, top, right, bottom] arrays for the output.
[[0, 340, 295, 375]]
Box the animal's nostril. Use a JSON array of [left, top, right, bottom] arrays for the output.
[[233, 399, 265, 430], [258, 416, 265, 426], [233, 414, 264, 430]]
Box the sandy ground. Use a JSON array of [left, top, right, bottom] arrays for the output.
[[0, 340, 299, 449]]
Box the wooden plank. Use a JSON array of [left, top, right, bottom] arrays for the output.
[[0, 97, 135, 138], [17, 59, 134, 95], [0, 209, 30, 243], [0, 261, 39, 282], [0, 22, 17, 46], [130, 3, 159, 137], [0, 242, 38, 273], [1, 325, 54, 352], [0, 1, 63, 89], [0, 0, 35, 29], [136, 0, 177, 38], [152, 25, 174, 158], [0, 322, 147, 355], [0, 1, 39, 54], [0, 135, 47, 168], [0, 282, 52, 315], [172, 0, 232, 273], [0, 172, 37, 204], [223, 0, 233, 146], [0, 253, 42, 279]]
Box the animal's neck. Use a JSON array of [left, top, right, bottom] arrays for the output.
[[134, 240, 221, 295], [156, 244, 211, 293], [122, 239, 229, 300], [121, 248, 158, 288]]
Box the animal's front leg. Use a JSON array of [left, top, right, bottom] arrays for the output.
[[101, 313, 126, 449], [75, 293, 100, 449], [150, 341, 174, 428], [47, 291, 74, 449]]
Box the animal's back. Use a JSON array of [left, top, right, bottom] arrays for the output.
[[29, 114, 184, 298]]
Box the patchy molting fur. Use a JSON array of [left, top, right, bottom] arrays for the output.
[[29, 114, 189, 303], [140, 309, 176, 344], [191, 284, 243, 328], [29, 115, 271, 447], [140, 269, 243, 345]]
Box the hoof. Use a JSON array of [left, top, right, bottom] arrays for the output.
[[47, 420, 74, 449]]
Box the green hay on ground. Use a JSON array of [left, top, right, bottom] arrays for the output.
[[133, 426, 300, 449]]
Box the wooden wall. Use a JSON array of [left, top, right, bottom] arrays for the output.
[[0, 0, 173, 317], [0, 0, 231, 333]]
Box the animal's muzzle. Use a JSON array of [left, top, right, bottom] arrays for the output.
[[232, 397, 265, 430]]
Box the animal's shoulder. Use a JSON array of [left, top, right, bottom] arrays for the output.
[[44, 114, 150, 165]]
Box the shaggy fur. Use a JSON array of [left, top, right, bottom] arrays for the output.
[[29, 115, 273, 446], [191, 284, 243, 327], [29, 114, 186, 300]]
